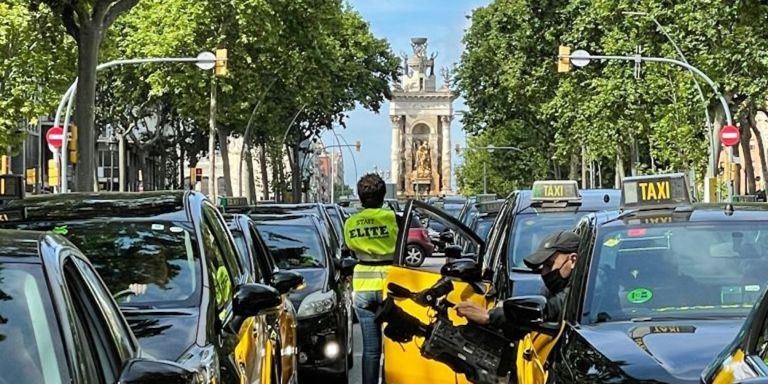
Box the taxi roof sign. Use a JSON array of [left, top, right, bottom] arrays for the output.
[[476, 194, 497, 203], [531, 180, 581, 202], [218, 196, 249, 208], [621, 173, 691, 211], [477, 200, 504, 214]]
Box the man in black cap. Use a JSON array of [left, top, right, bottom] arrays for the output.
[[457, 230, 580, 326]]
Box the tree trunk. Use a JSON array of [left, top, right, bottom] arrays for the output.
[[179, 144, 185, 188], [74, 25, 103, 192], [751, 110, 768, 191], [259, 142, 270, 200], [740, 114, 756, 194], [291, 141, 301, 202], [568, 150, 579, 181], [245, 148, 257, 203], [711, 108, 725, 174], [216, 129, 233, 196]]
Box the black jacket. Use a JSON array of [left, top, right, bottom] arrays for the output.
[[488, 286, 569, 337]]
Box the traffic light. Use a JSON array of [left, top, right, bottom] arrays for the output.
[[558, 45, 571, 73], [355, 140, 361, 152], [48, 159, 59, 187], [215, 49, 228, 77], [68, 124, 78, 164]]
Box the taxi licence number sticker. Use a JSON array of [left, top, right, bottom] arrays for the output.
[[627, 288, 653, 304]]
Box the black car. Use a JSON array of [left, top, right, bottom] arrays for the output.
[[0, 192, 282, 384], [0, 230, 196, 384], [521, 174, 767, 383], [482, 181, 621, 298], [225, 213, 303, 384], [252, 213, 356, 383]]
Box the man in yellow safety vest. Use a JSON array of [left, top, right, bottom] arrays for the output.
[[344, 173, 399, 384]]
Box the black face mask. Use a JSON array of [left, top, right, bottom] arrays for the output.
[[542, 268, 569, 293]]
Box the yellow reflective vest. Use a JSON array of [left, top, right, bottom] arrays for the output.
[[344, 207, 398, 292]]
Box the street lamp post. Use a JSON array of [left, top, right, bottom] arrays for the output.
[[53, 53, 218, 193], [324, 142, 361, 203], [455, 144, 523, 194], [623, 11, 719, 199], [559, 49, 737, 200]]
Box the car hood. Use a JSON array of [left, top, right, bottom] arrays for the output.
[[123, 308, 199, 362], [563, 319, 743, 383], [287, 268, 327, 307]]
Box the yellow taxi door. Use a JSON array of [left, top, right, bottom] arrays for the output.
[[383, 200, 492, 384]]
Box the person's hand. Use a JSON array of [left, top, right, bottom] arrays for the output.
[[129, 283, 148, 296], [456, 301, 490, 325]]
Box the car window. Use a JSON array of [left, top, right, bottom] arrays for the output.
[[257, 224, 325, 270], [326, 207, 345, 242], [508, 213, 585, 268], [73, 256, 135, 360], [249, 223, 277, 278], [56, 220, 202, 309], [200, 221, 235, 313], [64, 260, 120, 383], [585, 223, 768, 324], [231, 229, 264, 283], [204, 206, 243, 283], [0, 263, 69, 384]]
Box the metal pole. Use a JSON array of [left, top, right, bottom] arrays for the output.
[[483, 161, 487, 194], [208, 77, 217, 201], [118, 132, 126, 191], [237, 79, 276, 197], [331, 149, 335, 204], [55, 55, 217, 193], [625, 11, 718, 197]]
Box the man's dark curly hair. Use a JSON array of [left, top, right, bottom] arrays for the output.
[[357, 173, 386, 208]]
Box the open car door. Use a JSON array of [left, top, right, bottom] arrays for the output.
[[383, 200, 492, 384]]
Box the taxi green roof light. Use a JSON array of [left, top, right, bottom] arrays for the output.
[[530, 180, 581, 202], [620, 173, 691, 211], [477, 200, 503, 213], [218, 196, 249, 208]]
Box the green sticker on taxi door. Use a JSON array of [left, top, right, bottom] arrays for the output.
[[627, 288, 653, 304]]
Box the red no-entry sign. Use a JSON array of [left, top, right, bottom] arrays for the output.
[[720, 125, 740, 147], [47, 126, 64, 149]]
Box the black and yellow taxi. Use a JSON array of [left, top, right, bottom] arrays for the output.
[[514, 174, 768, 383], [224, 211, 304, 384], [0, 192, 282, 384], [382, 199, 489, 384], [483, 180, 620, 298], [702, 205, 768, 383], [0, 229, 197, 384]]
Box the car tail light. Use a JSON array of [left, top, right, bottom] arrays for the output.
[[421, 229, 429, 240]]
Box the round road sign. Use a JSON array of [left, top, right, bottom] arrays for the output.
[[47, 126, 64, 149], [720, 125, 740, 147], [571, 49, 591, 67]]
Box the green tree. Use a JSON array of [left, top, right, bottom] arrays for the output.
[[0, 1, 74, 150], [34, 0, 141, 191]]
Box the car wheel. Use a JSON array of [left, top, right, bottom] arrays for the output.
[[404, 244, 426, 267]]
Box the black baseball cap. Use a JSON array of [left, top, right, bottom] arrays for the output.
[[524, 230, 580, 269]]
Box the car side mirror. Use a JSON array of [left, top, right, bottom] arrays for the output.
[[444, 245, 463, 260], [336, 257, 358, 276], [119, 358, 196, 384], [503, 295, 547, 326], [341, 247, 353, 259], [272, 271, 304, 294], [233, 283, 282, 317], [439, 230, 455, 244]]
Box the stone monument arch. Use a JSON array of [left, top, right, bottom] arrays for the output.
[[389, 37, 456, 197]]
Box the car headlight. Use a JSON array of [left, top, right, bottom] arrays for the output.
[[297, 290, 336, 318]]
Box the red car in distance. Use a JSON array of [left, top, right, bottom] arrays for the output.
[[404, 214, 434, 267]]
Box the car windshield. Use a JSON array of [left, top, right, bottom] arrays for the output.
[[0, 264, 69, 383], [584, 223, 768, 323], [257, 224, 325, 269], [509, 213, 585, 268], [60, 221, 201, 308]]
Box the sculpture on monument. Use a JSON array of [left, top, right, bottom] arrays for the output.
[[415, 141, 432, 178]]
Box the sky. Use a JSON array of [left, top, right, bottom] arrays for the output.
[[320, 0, 490, 189]]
